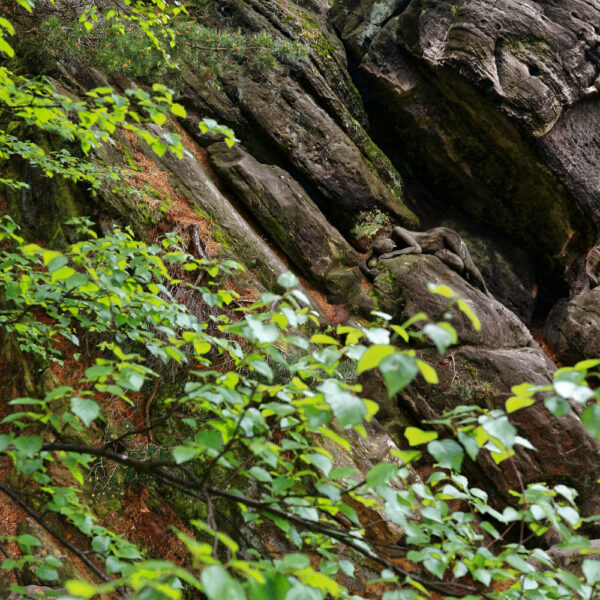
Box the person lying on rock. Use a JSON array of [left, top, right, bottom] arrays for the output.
[[361, 226, 492, 297]]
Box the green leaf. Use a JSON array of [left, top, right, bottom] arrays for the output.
[[505, 553, 535, 574], [583, 559, 600, 585], [50, 265, 76, 282], [304, 453, 332, 477], [35, 565, 59, 581], [366, 462, 399, 488], [118, 369, 146, 391], [281, 553, 311, 570], [405, 427, 438, 447], [582, 404, 600, 440], [249, 466, 272, 482], [106, 556, 126, 574], [457, 431, 480, 462], [457, 299, 481, 331], [201, 564, 246, 600], [391, 448, 421, 465], [1, 558, 16, 570], [71, 397, 100, 427], [173, 445, 197, 464], [427, 283, 455, 299], [310, 334, 339, 346], [152, 112, 167, 126], [246, 315, 280, 344], [47, 254, 68, 273], [91, 535, 110, 553], [357, 345, 396, 373], [285, 583, 323, 600], [482, 414, 516, 451], [423, 323, 455, 353], [379, 353, 418, 397], [65, 580, 97, 598], [554, 380, 594, 403], [0, 434, 12, 452], [249, 359, 274, 381], [544, 395, 571, 418], [17, 534, 42, 549], [0, 37, 15, 58], [506, 395, 535, 413], [64, 273, 91, 291], [247, 572, 290, 600], [427, 439, 464, 472], [339, 560, 355, 578], [417, 360, 438, 384], [329, 466, 356, 480], [171, 103, 187, 118], [277, 271, 299, 289], [319, 380, 366, 428], [13, 436, 42, 458], [44, 556, 62, 568], [85, 364, 114, 379], [575, 359, 600, 370], [473, 569, 492, 587], [152, 141, 168, 157]]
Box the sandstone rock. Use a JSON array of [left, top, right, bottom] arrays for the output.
[[399, 345, 600, 520], [545, 289, 600, 364], [180, 0, 419, 240], [373, 253, 533, 348], [331, 0, 597, 284], [140, 126, 322, 315], [363, 248, 600, 519], [210, 72, 417, 234], [17, 519, 81, 586], [208, 142, 369, 306]]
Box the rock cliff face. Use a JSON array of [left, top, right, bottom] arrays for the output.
[[331, 0, 600, 289], [6, 0, 600, 564]]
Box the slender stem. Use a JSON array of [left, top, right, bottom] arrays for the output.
[[41, 442, 496, 599], [0, 482, 119, 592]]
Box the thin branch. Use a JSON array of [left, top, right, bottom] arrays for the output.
[[199, 385, 258, 486], [207, 486, 496, 600], [41, 442, 495, 599], [0, 482, 119, 593], [143, 378, 160, 442], [102, 410, 181, 449], [43, 442, 178, 472]]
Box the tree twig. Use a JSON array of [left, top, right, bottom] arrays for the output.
[[0, 482, 119, 592]]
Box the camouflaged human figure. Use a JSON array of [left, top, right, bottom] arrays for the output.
[[362, 226, 492, 297]]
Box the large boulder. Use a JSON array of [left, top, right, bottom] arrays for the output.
[[544, 289, 600, 364], [373, 253, 533, 348], [180, 0, 419, 240], [383, 343, 600, 520], [330, 0, 598, 283], [208, 142, 372, 308], [366, 252, 600, 519]]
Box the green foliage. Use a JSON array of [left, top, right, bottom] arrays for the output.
[[0, 0, 238, 192], [30, 15, 308, 86], [350, 209, 393, 244], [2, 3, 600, 600], [1, 217, 600, 600]]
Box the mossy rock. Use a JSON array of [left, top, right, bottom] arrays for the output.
[[17, 519, 83, 585]]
